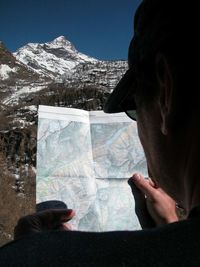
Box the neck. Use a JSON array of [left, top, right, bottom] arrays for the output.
[[182, 149, 200, 216], [179, 115, 200, 216]]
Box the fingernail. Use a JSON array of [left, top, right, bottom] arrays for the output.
[[132, 173, 141, 181], [128, 173, 140, 186], [66, 209, 74, 216]]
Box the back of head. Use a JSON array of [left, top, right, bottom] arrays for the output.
[[129, 0, 200, 120], [130, 0, 199, 65], [104, 0, 200, 119]]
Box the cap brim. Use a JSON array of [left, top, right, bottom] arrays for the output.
[[103, 68, 136, 113]]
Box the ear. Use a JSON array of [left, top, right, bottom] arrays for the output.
[[155, 53, 174, 135]]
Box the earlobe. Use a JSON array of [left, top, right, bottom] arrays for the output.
[[161, 115, 168, 135], [155, 53, 174, 136]]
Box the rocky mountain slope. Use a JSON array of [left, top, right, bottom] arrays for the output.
[[0, 36, 127, 245]]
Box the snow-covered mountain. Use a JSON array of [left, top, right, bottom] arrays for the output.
[[0, 41, 50, 112], [1, 36, 127, 109], [0, 35, 128, 151], [14, 36, 98, 78], [0, 35, 129, 143]]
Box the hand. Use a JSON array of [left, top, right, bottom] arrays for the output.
[[14, 209, 75, 240], [128, 173, 178, 228]]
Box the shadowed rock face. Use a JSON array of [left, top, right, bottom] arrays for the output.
[[0, 38, 127, 245], [0, 128, 37, 245]]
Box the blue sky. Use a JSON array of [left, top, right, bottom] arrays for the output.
[[0, 0, 141, 60]]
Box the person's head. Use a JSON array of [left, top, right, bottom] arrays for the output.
[[104, 0, 200, 211]]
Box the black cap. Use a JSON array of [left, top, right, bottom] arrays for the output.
[[104, 0, 196, 113]]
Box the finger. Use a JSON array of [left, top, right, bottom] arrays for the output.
[[59, 209, 75, 222], [37, 209, 75, 229], [128, 176, 156, 229], [130, 173, 157, 201], [61, 223, 73, 231], [128, 177, 146, 206]]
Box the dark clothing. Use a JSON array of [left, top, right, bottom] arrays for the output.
[[0, 216, 200, 267]]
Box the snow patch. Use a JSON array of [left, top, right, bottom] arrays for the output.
[[0, 64, 18, 80], [26, 105, 37, 112], [2, 83, 48, 105]]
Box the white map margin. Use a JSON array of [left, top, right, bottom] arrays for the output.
[[38, 105, 134, 124]]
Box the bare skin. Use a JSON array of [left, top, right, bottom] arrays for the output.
[[14, 209, 75, 240], [128, 173, 178, 227]]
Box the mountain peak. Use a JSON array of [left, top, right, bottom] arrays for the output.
[[54, 36, 66, 42], [49, 36, 76, 52], [14, 36, 97, 79]]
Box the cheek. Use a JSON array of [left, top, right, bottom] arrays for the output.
[[137, 123, 153, 175], [136, 115, 155, 172], [136, 118, 147, 151]]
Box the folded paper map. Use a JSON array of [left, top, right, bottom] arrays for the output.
[[36, 105, 148, 231]]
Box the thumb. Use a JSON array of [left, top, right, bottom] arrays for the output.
[[128, 176, 146, 208], [130, 173, 157, 201], [128, 173, 156, 229]]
